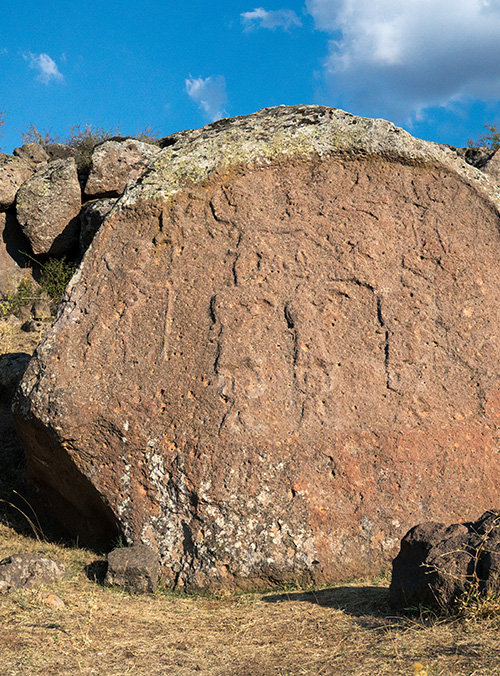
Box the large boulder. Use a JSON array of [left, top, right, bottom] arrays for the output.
[[390, 511, 500, 609], [15, 158, 81, 256], [13, 105, 500, 591], [84, 138, 160, 198], [0, 154, 33, 211]]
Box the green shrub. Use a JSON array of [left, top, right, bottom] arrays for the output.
[[0, 256, 76, 318], [0, 276, 37, 317], [467, 122, 500, 151], [38, 256, 76, 304]]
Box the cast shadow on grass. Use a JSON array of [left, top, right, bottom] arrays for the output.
[[263, 584, 392, 621]]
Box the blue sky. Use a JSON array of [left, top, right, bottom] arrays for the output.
[[1, 0, 500, 153]]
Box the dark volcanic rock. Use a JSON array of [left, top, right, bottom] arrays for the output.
[[0, 352, 31, 406], [0, 554, 65, 593], [105, 544, 159, 593], [390, 511, 500, 609], [12, 105, 500, 591]]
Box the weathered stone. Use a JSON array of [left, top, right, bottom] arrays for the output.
[[12, 105, 500, 591], [0, 352, 31, 406], [390, 511, 500, 609], [84, 138, 160, 198], [79, 198, 117, 254], [21, 319, 44, 333], [0, 155, 33, 211], [105, 544, 159, 593], [44, 143, 77, 162], [482, 148, 500, 184], [0, 211, 33, 300], [0, 554, 65, 593], [454, 145, 494, 169], [16, 158, 81, 256], [13, 144, 50, 167]]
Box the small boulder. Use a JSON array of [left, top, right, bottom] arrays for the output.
[[0, 155, 33, 211], [84, 138, 160, 198], [13, 144, 50, 168], [79, 197, 117, 254], [105, 545, 159, 593], [0, 554, 66, 593], [16, 158, 81, 256], [390, 510, 500, 609]]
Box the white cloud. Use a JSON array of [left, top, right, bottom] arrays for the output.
[[185, 76, 228, 122], [306, 0, 500, 122], [241, 7, 302, 31], [24, 52, 64, 85]]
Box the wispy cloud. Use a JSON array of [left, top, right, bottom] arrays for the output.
[[185, 75, 228, 122], [306, 0, 500, 123], [24, 52, 64, 85], [241, 7, 302, 31]]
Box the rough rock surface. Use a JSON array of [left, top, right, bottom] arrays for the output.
[[79, 198, 117, 254], [84, 139, 160, 198], [0, 554, 66, 593], [16, 158, 82, 256], [0, 155, 33, 210], [0, 211, 32, 299], [13, 143, 50, 167], [43, 143, 77, 162], [483, 148, 500, 184], [105, 544, 159, 593], [390, 511, 500, 609], [13, 105, 500, 591]]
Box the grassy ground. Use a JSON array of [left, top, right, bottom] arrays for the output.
[[1, 317, 500, 676]]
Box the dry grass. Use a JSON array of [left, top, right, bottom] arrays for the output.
[[1, 521, 500, 676], [1, 318, 500, 676]]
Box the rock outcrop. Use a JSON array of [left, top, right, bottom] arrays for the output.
[[390, 511, 500, 609], [15, 158, 82, 256], [12, 105, 500, 591], [13, 143, 50, 168], [84, 139, 161, 198], [0, 155, 33, 210], [0, 554, 66, 593]]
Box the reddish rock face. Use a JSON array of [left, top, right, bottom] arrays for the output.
[[13, 106, 500, 591]]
